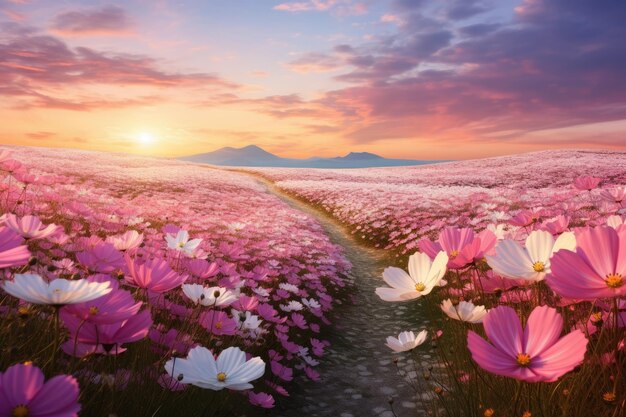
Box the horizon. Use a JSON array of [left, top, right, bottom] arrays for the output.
[[1, 1, 626, 160]]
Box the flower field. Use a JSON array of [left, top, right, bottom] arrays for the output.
[[0, 146, 351, 416], [250, 150, 626, 257], [250, 149, 626, 417], [2, 146, 626, 417]]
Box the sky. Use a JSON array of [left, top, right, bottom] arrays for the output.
[[0, 0, 625, 160]]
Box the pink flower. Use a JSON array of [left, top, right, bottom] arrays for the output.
[[106, 230, 143, 251], [76, 242, 124, 273], [0, 226, 30, 268], [467, 305, 587, 382], [573, 175, 602, 191], [0, 362, 80, 417], [548, 226, 626, 300], [61, 276, 142, 325], [62, 310, 152, 356], [125, 255, 187, 293], [418, 227, 478, 268], [248, 391, 275, 408], [4, 214, 59, 240], [600, 186, 626, 204], [199, 310, 238, 336]]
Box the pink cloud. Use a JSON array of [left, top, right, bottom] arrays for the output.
[[0, 25, 240, 110], [274, 0, 367, 15], [50, 5, 133, 37]]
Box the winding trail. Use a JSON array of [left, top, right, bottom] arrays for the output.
[[246, 174, 431, 417]]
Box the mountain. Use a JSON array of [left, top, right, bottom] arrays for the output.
[[181, 145, 442, 168]]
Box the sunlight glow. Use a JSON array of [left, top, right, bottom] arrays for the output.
[[136, 132, 155, 145]]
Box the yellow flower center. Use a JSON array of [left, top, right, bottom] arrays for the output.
[[217, 372, 227, 382], [605, 273, 623, 288], [89, 306, 99, 315], [590, 312, 603, 326], [415, 282, 426, 292], [12, 405, 29, 417], [532, 261, 545, 272], [178, 242, 186, 248], [53, 289, 62, 294], [215, 321, 223, 329], [449, 250, 459, 259], [516, 352, 531, 367]]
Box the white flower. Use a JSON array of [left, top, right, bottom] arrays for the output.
[[252, 287, 271, 298], [440, 299, 487, 323], [228, 222, 246, 231], [385, 330, 428, 353], [486, 223, 507, 240], [165, 230, 202, 255], [165, 346, 265, 391], [242, 312, 263, 332], [375, 251, 448, 302], [182, 284, 237, 307], [301, 297, 321, 310], [486, 230, 576, 281], [279, 282, 299, 293], [2, 274, 111, 305], [280, 300, 303, 312], [298, 347, 319, 366], [607, 215, 624, 229]]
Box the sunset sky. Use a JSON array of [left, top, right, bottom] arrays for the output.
[[1, 0, 625, 160]]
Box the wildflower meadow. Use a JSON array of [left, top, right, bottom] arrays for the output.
[[1, 146, 625, 417]]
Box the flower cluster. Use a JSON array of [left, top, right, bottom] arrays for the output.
[[0, 146, 351, 415]]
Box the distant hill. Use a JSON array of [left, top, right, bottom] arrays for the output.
[[181, 145, 443, 168]]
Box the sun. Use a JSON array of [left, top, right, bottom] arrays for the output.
[[136, 132, 155, 145]]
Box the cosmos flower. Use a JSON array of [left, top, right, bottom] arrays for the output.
[[62, 277, 142, 325], [486, 230, 576, 281], [106, 230, 144, 251], [573, 175, 602, 191], [164, 346, 265, 391], [3, 214, 59, 240], [467, 306, 587, 382], [599, 186, 626, 204], [125, 255, 187, 294], [0, 226, 30, 268], [547, 225, 626, 300], [440, 299, 488, 323], [385, 330, 428, 352], [181, 284, 237, 307], [0, 362, 80, 417], [418, 227, 492, 269], [165, 230, 202, 255], [62, 310, 153, 356], [2, 274, 111, 306], [375, 251, 448, 301], [76, 242, 124, 274], [248, 391, 275, 408]]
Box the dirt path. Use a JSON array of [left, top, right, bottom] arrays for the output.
[[247, 175, 430, 417]]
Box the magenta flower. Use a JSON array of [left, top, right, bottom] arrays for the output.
[[62, 310, 152, 356], [4, 214, 59, 240], [0, 363, 80, 417], [125, 255, 187, 293], [61, 276, 142, 325], [76, 242, 124, 273], [548, 226, 626, 300], [199, 310, 238, 335], [573, 175, 602, 191], [418, 227, 483, 268], [600, 186, 626, 204], [0, 226, 30, 268], [249, 391, 275, 408], [467, 305, 587, 382]]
